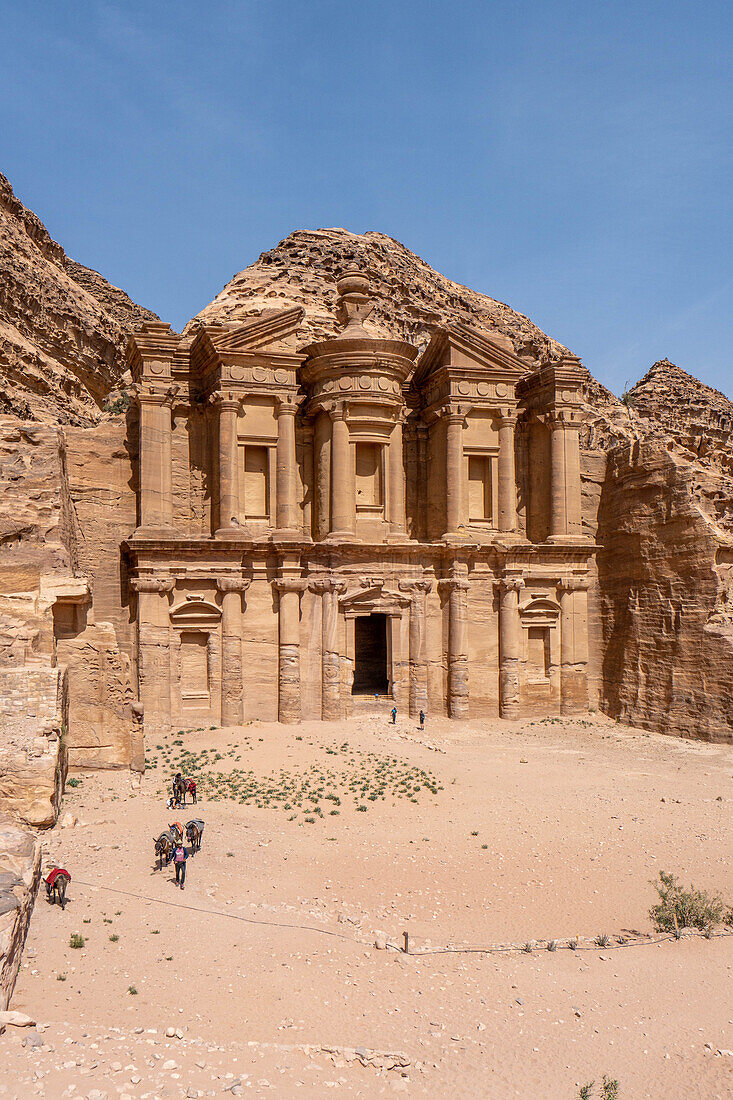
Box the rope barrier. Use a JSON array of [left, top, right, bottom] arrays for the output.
[[70, 877, 733, 958]]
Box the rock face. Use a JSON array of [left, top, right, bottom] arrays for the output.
[[0, 172, 156, 424], [0, 813, 41, 1012], [0, 667, 67, 827]]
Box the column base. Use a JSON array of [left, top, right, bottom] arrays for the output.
[[547, 533, 583, 544], [133, 524, 176, 539], [441, 530, 472, 545], [386, 530, 412, 544], [270, 528, 309, 544], [215, 525, 251, 540], [324, 530, 359, 544]]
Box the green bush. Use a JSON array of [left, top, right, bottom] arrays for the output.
[[650, 871, 724, 933], [69, 933, 85, 949]]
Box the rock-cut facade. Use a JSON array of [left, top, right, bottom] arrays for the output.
[[126, 268, 594, 727]]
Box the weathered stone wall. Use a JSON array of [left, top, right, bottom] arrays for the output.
[[598, 439, 733, 742], [0, 813, 42, 1012], [0, 667, 67, 827]]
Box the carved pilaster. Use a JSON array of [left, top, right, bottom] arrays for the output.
[[274, 577, 306, 723], [134, 384, 179, 536], [399, 579, 432, 716], [557, 575, 590, 715], [217, 577, 250, 726], [131, 577, 175, 725], [275, 397, 300, 536], [213, 392, 246, 539], [311, 578, 347, 720], [496, 574, 525, 720], [438, 564, 470, 718]]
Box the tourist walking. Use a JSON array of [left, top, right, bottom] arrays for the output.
[[391, 706, 397, 724], [419, 709, 425, 730], [173, 840, 188, 890]]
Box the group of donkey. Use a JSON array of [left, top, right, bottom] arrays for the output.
[[154, 818, 205, 869]]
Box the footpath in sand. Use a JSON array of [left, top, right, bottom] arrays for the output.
[[2, 713, 732, 1099]]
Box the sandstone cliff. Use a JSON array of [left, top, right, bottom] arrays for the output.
[[0, 172, 156, 425]]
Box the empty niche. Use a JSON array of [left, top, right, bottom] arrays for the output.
[[527, 625, 550, 679], [468, 454, 492, 522], [180, 630, 210, 706], [355, 441, 383, 509], [242, 445, 270, 519]]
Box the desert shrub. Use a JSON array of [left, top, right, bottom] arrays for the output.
[[66, 777, 82, 788], [578, 1078, 620, 1100], [650, 871, 724, 933], [69, 933, 85, 949]]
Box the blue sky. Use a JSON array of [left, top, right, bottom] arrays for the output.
[[1, 0, 731, 396]]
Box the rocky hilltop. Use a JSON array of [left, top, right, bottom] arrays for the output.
[[0, 173, 156, 425]]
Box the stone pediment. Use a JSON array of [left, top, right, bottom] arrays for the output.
[[169, 596, 221, 627], [209, 307, 305, 354], [339, 583, 410, 616], [414, 322, 527, 389], [519, 596, 561, 627]]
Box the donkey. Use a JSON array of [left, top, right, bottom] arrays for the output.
[[154, 830, 175, 869], [184, 777, 197, 804], [168, 821, 184, 845], [172, 774, 186, 806], [45, 868, 71, 909], [185, 819, 205, 854]]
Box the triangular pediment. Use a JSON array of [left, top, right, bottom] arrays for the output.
[[210, 307, 305, 354], [414, 321, 527, 388]]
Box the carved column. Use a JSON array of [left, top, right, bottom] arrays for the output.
[[329, 403, 356, 539], [136, 387, 177, 534], [387, 412, 407, 540], [399, 579, 432, 716], [564, 419, 583, 539], [274, 578, 305, 723], [131, 577, 174, 726], [497, 575, 525, 720], [215, 394, 243, 538], [443, 406, 468, 538], [217, 578, 249, 726], [558, 576, 590, 714], [417, 422, 429, 540], [439, 564, 470, 718], [313, 410, 331, 540], [497, 411, 518, 534], [275, 398, 299, 535], [549, 413, 567, 540], [312, 578, 347, 719]]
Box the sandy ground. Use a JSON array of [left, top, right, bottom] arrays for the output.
[[2, 712, 732, 1099]]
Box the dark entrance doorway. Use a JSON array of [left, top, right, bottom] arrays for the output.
[[353, 613, 389, 695]]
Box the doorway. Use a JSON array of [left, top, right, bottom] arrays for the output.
[[352, 613, 389, 695]]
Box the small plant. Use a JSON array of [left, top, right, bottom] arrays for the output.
[[150, 928, 160, 935], [69, 933, 85, 949], [470, 831, 478, 836], [128, 984, 138, 995], [596, 933, 610, 948], [66, 777, 82, 788], [579, 1085, 594, 1100], [602, 1077, 620, 1100], [649, 871, 724, 933], [522, 941, 533, 954], [569, 937, 579, 951], [57, 973, 66, 981], [109, 934, 119, 942], [547, 939, 557, 952]]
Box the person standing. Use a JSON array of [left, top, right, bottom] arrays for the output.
[[419, 709, 425, 731], [391, 706, 397, 725], [173, 840, 188, 890]]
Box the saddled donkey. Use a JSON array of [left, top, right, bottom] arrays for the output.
[[185, 819, 205, 854], [45, 867, 71, 909], [154, 829, 175, 869], [169, 821, 184, 845]]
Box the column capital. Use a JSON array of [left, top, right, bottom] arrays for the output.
[[216, 577, 251, 594], [438, 576, 470, 594], [133, 382, 180, 408], [275, 395, 300, 417], [309, 576, 348, 596], [325, 399, 349, 422], [557, 575, 591, 594], [497, 410, 518, 429], [131, 576, 175, 595], [438, 402, 470, 425], [211, 391, 245, 413], [548, 408, 583, 430], [273, 577, 306, 594], [496, 574, 525, 595], [398, 579, 433, 597]]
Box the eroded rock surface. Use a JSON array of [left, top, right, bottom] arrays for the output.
[[0, 813, 41, 1012], [0, 172, 156, 425]]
